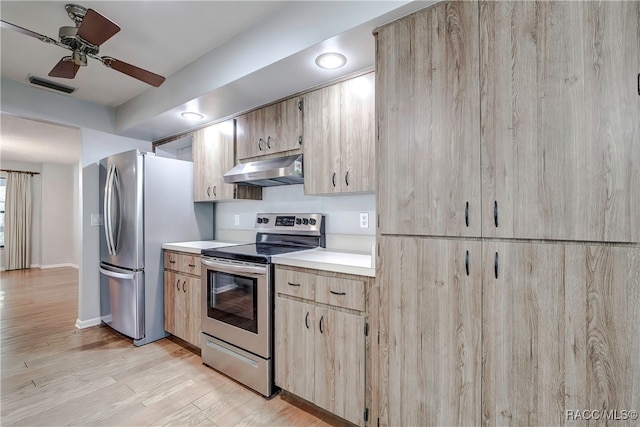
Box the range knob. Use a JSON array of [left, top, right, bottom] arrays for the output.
[[257, 218, 263, 224], [309, 218, 317, 226], [295, 218, 302, 225], [302, 218, 309, 225], [262, 217, 269, 224]]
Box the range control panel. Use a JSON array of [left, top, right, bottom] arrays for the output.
[[255, 213, 324, 234]]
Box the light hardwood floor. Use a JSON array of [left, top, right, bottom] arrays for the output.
[[0, 267, 348, 426]]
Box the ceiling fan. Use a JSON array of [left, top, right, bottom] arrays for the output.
[[0, 3, 165, 87]]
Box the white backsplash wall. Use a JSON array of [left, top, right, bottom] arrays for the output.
[[215, 185, 375, 252]]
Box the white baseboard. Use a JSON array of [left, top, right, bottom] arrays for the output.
[[40, 263, 79, 270], [75, 317, 102, 329]]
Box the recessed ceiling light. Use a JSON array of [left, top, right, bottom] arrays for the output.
[[181, 111, 204, 120], [315, 52, 347, 70]]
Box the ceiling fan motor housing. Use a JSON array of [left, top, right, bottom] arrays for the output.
[[58, 25, 98, 61]]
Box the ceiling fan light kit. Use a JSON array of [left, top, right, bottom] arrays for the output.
[[0, 3, 166, 87]]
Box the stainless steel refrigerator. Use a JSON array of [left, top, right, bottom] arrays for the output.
[[99, 149, 213, 346]]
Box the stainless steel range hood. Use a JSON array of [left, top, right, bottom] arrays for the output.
[[223, 154, 303, 187]]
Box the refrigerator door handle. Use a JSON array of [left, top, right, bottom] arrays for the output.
[[100, 267, 135, 280], [104, 164, 115, 255], [111, 165, 122, 253]]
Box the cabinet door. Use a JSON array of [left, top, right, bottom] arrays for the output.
[[182, 275, 201, 347], [236, 109, 263, 160], [378, 236, 481, 426], [376, 1, 481, 237], [163, 271, 180, 335], [274, 297, 315, 403], [207, 120, 236, 200], [340, 73, 375, 193], [303, 84, 341, 195], [483, 241, 640, 426], [265, 97, 302, 154], [314, 307, 366, 426], [480, 1, 640, 242], [192, 128, 213, 202]]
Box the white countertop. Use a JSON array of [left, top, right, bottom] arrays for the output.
[[163, 241, 376, 277], [272, 248, 375, 277], [161, 240, 242, 254]]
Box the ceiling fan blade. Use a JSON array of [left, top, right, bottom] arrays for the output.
[[76, 9, 120, 46], [101, 57, 165, 87], [48, 58, 80, 79], [1, 20, 57, 44]]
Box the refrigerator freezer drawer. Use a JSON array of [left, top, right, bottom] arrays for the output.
[[100, 264, 144, 340]]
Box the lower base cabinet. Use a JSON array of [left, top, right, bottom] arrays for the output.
[[274, 266, 368, 426], [378, 236, 640, 426], [163, 251, 202, 348], [482, 241, 640, 426]]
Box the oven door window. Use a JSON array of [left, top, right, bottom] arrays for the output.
[[207, 270, 258, 333]]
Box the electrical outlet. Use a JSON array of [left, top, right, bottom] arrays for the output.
[[234, 214, 240, 226], [360, 212, 369, 229]]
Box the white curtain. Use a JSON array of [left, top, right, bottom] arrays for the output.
[[5, 172, 32, 270]]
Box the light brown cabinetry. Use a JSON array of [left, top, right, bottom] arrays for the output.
[[375, 2, 481, 236], [480, 1, 640, 242], [303, 73, 375, 195], [482, 242, 640, 426], [374, 1, 639, 426], [236, 97, 302, 160], [274, 266, 368, 426], [192, 120, 261, 202], [163, 250, 202, 347], [377, 236, 481, 426]]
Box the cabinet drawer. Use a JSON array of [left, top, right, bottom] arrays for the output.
[[276, 268, 315, 300], [164, 251, 201, 276], [315, 276, 365, 311]]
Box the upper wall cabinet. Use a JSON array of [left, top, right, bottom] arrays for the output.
[[480, 1, 640, 242], [375, 2, 481, 236], [303, 72, 375, 195], [236, 97, 302, 161], [193, 120, 261, 202]]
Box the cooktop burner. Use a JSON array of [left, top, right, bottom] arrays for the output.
[[202, 213, 325, 264]]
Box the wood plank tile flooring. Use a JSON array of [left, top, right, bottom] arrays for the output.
[[0, 267, 348, 426]]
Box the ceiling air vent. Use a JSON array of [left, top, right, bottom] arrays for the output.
[[28, 76, 76, 94]]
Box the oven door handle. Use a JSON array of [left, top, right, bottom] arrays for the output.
[[201, 258, 268, 275]]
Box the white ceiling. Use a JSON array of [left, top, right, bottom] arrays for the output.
[[0, 1, 433, 164]]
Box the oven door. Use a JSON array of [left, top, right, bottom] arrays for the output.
[[201, 257, 271, 359]]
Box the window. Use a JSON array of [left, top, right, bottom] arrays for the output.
[[0, 176, 5, 247]]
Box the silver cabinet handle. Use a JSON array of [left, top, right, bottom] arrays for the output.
[[329, 290, 346, 296], [258, 138, 263, 151], [345, 171, 349, 186], [176, 279, 180, 290], [213, 185, 217, 197], [266, 136, 272, 149]]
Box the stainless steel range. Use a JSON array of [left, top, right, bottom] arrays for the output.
[[200, 213, 325, 396]]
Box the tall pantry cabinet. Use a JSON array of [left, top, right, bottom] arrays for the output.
[[374, 1, 639, 426]]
